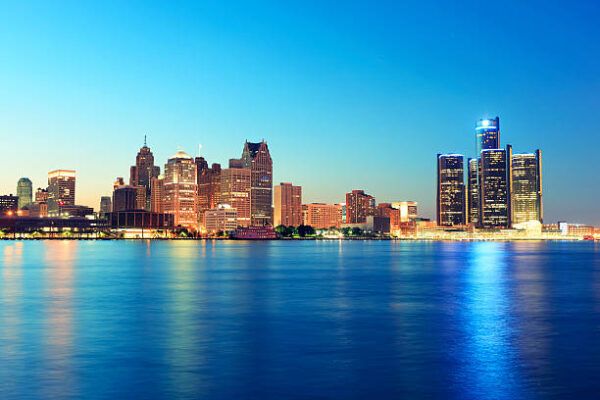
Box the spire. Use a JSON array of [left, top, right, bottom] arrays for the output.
[[198, 143, 202, 158], [144, 135, 147, 147]]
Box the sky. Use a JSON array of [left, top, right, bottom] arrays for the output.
[[1, 0, 599, 224]]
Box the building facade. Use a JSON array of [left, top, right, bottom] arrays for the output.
[[273, 182, 302, 227], [345, 190, 375, 224], [17, 178, 33, 209], [479, 148, 509, 228], [476, 117, 500, 155], [163, 150, 198, 231], [0, 195, 19, 215], [302, 203, 342, 229], [467, 158, 480, 225], [241, 140, 273, 226], [510, 150, 542, 225], [437, 154, 465, 226], [47, 170, 76, 215], [204, 205, 238, 234], [129, 139, 160, 210], [112, 186, 138, 212], [196, 157, 222, 227], [150, 175, 165, 213], [220, 166, 251, 227], [390, 201, 418, 222], [99, 196, 112, 217]]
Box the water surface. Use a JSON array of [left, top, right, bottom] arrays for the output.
[[1, 240, 600, 399]]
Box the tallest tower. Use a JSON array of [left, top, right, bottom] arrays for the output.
[[476, 116, 500, 155], [242, 140, 273, 226], [130, 137, 160, 210]]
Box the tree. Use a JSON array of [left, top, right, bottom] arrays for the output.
[[351, 227, 363, 237], [275, 225, 287, 236], [297, 224, 315, 237]]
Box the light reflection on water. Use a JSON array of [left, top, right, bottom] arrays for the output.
[[1, 240, 600, 399]]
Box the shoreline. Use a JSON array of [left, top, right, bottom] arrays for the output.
[[0, 237, 594, 242]]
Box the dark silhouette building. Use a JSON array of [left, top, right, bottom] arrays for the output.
[[437, 154, 466, 226], [113, 186, 139, 212], [479, 148, 509, 228]]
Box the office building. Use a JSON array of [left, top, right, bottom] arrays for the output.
[[35, 188, 48, 203], [437, 154, 465, 226], [241, 140, 273, 226], [479, 148, 509, 228], [476, 117, 500, 155], [150, 175, 165, 213], [196, 157, 222, 227], [100, 196, 112, 217], [391, 201, 418, 222], [345, 190, 375, 224], [274, 182, 302, 226], [204, 205, 238, 234], [467, 158, 479, 224], [0, 195, 19, 215], [47, 170, 76, 215], [164, 150, 198, 231], [302, 203, 342, 229], [129, 138, 160, 210], [510, 150, 542, 225], [220, 164, 251, 227], [17, 178, 33, 209], [113, 186, 138, 212]]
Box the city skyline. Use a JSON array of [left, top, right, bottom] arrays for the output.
[[2, 2, 600, 224]]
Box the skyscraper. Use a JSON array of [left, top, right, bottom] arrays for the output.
[[100, 196, 112, 217], [274, 183, 302, 227], [47, 170, 76, 214], [476, 117, 500, 155], [510, 150, 542, 225], [479, 148, 509, 228], [467, 158, 479, 224], [112, 186, 138, 212], [129, 137, 160, 210], [241, 140, 273, 226], [150, 175, 165, 213], [345, 190, 376, 224], [437, 154, 465, 226], [17, 177, 33, 209], [164, 150, 198, 231], [220, 165, 251, 227], [196, 156, 222, 227]]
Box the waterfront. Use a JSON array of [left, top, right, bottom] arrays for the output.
[[1, 240, 600, 399]]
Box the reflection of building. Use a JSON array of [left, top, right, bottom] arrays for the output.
[[467, 158, 479, 224], [274, 183, 302, 226], [47, 170, 76, 214], [100, 196, 112, 217], [480, 148, 509, 228], [345, 190, 375, 224], [129, 139, 160, 210], [241, 140, 273, 226], [220, 164, 251, 227], [17, 178, 33, 209], [510, 150, 542, 225], [302, 203, 342, 229], [391, 201, 418, 222], [0, 195, 19, 215], [476, 117, 500, 155], [437, 154, 465, 226], [204, 205, 238, 234], [113, 186, 138, 211], [164, 150, 198, 231]]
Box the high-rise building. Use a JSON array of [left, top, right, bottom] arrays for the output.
[[47, 170, 76, 214], [302, 203, 342, 229], [467, 158, 480, 225], [196, 156, 222, 227], [112, 186, 138, 212], [114, 177, 125, 191], [390, 201, 418, 222], [220, 166, 251, 227], [100, 196, 112, 217], [476, 117, 500, 155], [134, 186, 146, 210], [150, 175, 165, 213], [345, 190, 376, 224], [0, 195, 19, 215], [241, 140, 273, 226], [437, 154, 466, 226], [35, 188, 48, 203], [204, 205, 238, 234], [17, 178, 33, 209], [510, 150, 542, 225], [129, 137, 160, 210], [479, 148, 509, 228], [274, 183, 302, 227], [164, 150, 198, 231]]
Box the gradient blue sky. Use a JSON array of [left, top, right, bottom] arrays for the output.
[[2, 1, 599, 224]]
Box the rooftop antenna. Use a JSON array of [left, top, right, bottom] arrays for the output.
[[144, 134, 147, 147], [199, 143, 202, 158]]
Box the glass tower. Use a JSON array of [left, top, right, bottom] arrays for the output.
[[437, 154, 466, 226], [479, 148, 509, 228], [476, 117, 500, 155], [510, 150, 542, 225]]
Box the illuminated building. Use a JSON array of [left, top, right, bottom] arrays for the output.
[[17, 178, 33, 209], [476, 117, 500, 155], [510, 150, 542, 225], [150, 175, 164, 213], [106, 210, 174, 231], [479, 148, 509, 228], [274, 183, 302, 226], [35, 188, 48, 203], [375, 203, 393, 218], [220, 164, 251, 227], [467, 158, 479, 224], [391, 201, 418, 222], [0, 195, 19, 215], [436, 154, 465, 226], [204, 205, 238, 234], [113, 177, 125, 191], [129, 137, 160, 210], [134, 186, 146, 210], [303, 203, 342, 229], [47, 169, 76, 215], [164, 150, 198, 231], [345, 190, 375, 224], [99, 196, 112, 217], [339, 202, 346, 223], [196, 156, 222, 227], [112, 186, 138, 211], [241, 140, 273, 226]]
